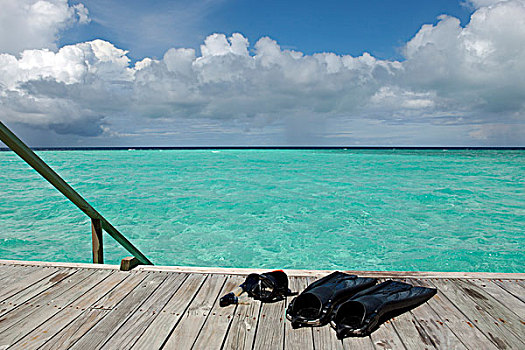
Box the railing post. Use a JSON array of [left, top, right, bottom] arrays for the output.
[[0, 121, 152, 265], [91, 218, 103, 264]]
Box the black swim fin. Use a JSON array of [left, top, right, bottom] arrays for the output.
[[330, 280, 437, 338], [286, 271, 377, 328]]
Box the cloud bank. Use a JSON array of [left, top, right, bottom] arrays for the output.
[[0, 0, 524, 145]]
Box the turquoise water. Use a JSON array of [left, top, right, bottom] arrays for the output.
[[0, 149, 523, 273]]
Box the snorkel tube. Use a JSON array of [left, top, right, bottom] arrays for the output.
[[219, 270, 296, 307], [219, 273, 260, 307]]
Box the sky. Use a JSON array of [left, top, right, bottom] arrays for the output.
[[0, 0, 524, 146]]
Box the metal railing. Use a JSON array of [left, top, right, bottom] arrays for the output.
[[0, 121, 153, 266]]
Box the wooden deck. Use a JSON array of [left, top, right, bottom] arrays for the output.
[[0, 260, 523, 349]]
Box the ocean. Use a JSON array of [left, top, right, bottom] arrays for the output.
[[0, 149, 523, 273]]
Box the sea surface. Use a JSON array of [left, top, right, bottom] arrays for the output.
[[0, 149, 523, 273]]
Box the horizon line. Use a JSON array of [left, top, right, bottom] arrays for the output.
[[1, 146, 524, 151]]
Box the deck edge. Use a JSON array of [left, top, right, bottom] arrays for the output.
[[1, 259, 524, 279]]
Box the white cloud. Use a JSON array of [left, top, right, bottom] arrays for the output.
[[465, 0, 521, 9], [0, 0, 90, 55], [0, 0, 524, 145]]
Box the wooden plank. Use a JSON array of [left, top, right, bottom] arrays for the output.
[[0, 267, 63, 302], [252, 280, 288, 350], [0, 265, 40, 281], [493, 280, 524, 303], [221, 282, 261, 350], [130, 273, 207, 349], [411, 278, 499, 350], [0, 269, 93, 332], [312, 327, 344, 350], [467, 279, 525, 319], [10, 271, 131, 350], [90, 271, 148, 309], [0, 259, 120, 270], [369, 319, 407, 350], [341, 336, 375, 350], [404, 279, 467, 349], [284, 276, 314, 350], [162, 274, 227, 349], [99, 273, 187, 349], [0, 263, 14, 274], [38, 271, 149, 350], [0, 269, 111, 348], [389, 309, 436, 350], [92, 218, 104, 264], [430, 278, 524, 349], [0, 269, 76, 312], [136, 264, 525, 280], [3, 260, 525, 279], [191, 275, 245, 350], [68, 272, 168, 350], [452, 278, 525, 339], [41, 309, 110, 350]]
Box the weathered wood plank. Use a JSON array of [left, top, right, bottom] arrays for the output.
[[341, 336, 375, 350], [311, 327, 344, 350], [493, 279, 525, 303], [0, 259, 120, 270], [0, 269, 93, 332], [130, 273, 207, 350], [0, 264, 14, 274], [369, 319, 406, 350], [68, 272, 168, 350], [0, 269, 76, 314], [221, 282, 261, 350], [411, 278, 499, 350], [252, 280, 288, 350], [402, 279, 467, 350], [10, 271, 130, 350], [89, 271, 147, 309], [0, 269, 111, 348], [0, 265, 34, 281], [191, 275, 245, 350], [3, 260, 525, 279], [38, 271, 148, 350], [0, 267, 63, 302], [390, 310, 437, 349], [162, 274, 227, 349], [452, 278, 525, 340], [99, 273, 187, 349], [134, 264, 525, 279], [42, 309, 110, 350], [430, 278, 524, 349], [467, 278, 525, 320], [284, 276, 314, 350]]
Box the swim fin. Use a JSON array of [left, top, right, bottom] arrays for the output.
[[330, 280, 437, 338], [286, 271, 377, 328]]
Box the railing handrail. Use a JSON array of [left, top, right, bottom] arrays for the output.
[[0, 121, 152, 265]]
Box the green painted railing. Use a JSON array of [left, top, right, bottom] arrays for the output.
[[0, 121, 153, 266]]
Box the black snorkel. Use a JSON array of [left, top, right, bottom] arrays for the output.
[[219, 270, 297, 307]]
